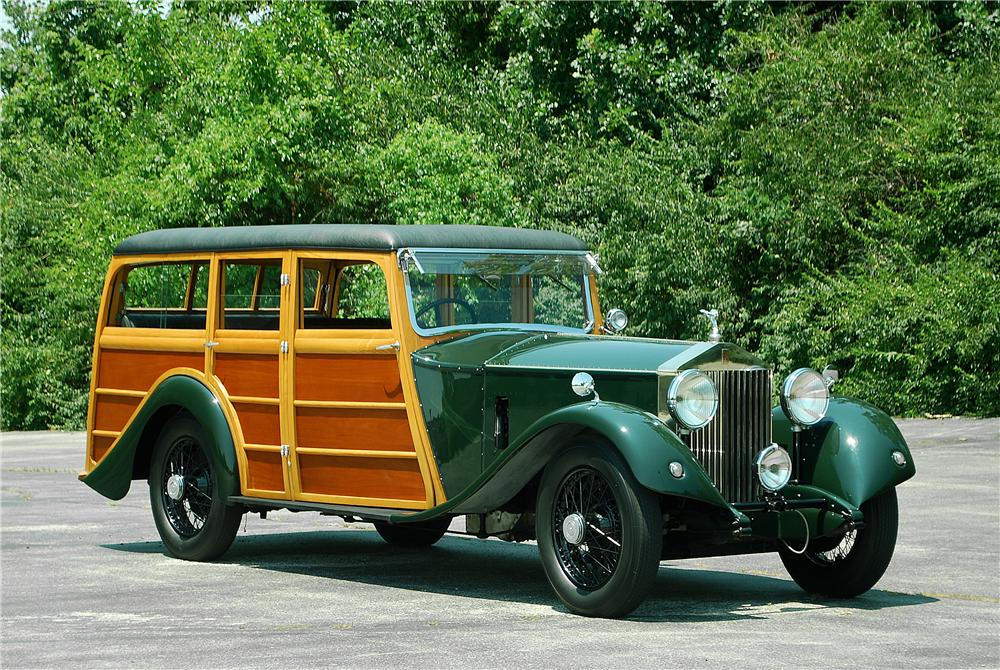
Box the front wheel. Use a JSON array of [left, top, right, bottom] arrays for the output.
[[536, 439, 663, 618], [149, 414, 244, 561], [779, 487, 898, 598]]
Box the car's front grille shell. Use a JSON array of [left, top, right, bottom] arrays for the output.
[[683, 368, 772, 503]]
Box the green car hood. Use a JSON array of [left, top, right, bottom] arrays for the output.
[[413, 330, 715, 373]]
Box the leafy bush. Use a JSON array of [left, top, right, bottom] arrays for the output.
[[1, 0, 997, 429]]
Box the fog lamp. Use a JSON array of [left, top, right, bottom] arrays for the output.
[[755, 444, 792, 492]]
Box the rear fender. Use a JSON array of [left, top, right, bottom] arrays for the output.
[[81, 373, 239, 501]]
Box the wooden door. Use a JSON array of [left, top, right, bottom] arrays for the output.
[[288, 254, 430, 509], [210, 253, 291, 499]]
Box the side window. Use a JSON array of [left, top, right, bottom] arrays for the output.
[[301, 261, 391, 329], [220, 260, 282, 331], [111, 262, 208, 329]]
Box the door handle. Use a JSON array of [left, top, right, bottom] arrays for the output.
[[204, 341, 220, 348], [375, 342, 400, 352]]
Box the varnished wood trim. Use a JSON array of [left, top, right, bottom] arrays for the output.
[[244, 443, 282, 451], [91, 429, 121, 438], [94, 388, 147, 398], [229, 395, 281, 406], [290, 492, 427, 510], [100, 332, 206, 352], [292, 400, 406, 410], [295, 447, 418, 459], [293, 336, 397, 354]]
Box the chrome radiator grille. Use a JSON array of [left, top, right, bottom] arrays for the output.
[[684, 368, 772, 503]]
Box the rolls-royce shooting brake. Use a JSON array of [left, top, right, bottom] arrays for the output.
[[81, 224, 915, 617]]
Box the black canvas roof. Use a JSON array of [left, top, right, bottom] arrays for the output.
[[114, 224, 588, 255]]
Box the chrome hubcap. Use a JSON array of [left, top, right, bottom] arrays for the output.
[[166, 474, 186, 501], [562, 512, 586, 545]]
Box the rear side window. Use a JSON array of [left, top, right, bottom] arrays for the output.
[[112, 262, 208, 329], [220, 260, 282, 331]]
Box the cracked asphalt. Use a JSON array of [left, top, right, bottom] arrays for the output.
[[2, 418, 998, 669]]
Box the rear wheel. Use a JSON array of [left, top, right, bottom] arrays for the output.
[[536, 439, 662, 618], [149, 415, 243, 561], [374, 517, 451, 548], [779, 488, 898, 597]]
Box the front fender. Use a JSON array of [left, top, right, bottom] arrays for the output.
[[81, 374, 239, 501], [524, 401, 728, 505], [773, 397, 916, 507]]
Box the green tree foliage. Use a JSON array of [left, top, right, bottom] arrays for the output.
[[1, 0, 997, 428]]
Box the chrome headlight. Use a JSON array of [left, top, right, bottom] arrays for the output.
[[780, 368, 830, 426], [667, 370, 718, 430], [755, 444, 792, 491]]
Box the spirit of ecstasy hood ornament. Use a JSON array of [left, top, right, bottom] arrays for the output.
[[699, 309, 721, 343]]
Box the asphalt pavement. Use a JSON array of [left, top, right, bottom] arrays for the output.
[[2, 418, 998, 669]]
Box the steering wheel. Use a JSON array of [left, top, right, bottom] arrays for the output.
[[415, 297, 478, 327]]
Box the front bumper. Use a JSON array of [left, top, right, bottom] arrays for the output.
[[725, 483, 864, 542]]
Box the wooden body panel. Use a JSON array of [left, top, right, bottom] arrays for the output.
[[294, 354, 404, 403], [85, 248, 458, 511], [97, 349, 204, 391], [297, 454, 425, 500]]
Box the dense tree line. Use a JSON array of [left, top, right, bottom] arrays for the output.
[[1, 1, 997, 429]]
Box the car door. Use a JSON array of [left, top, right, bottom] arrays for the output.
[[209, 252, 292, 500], [287, 252, 430, 509]]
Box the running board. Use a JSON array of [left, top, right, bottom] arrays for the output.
[[228, 496, 409, 522]]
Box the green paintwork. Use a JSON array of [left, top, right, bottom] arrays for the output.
[[773, 397, 916, 507], [403, 332, 913, 545], [655, 341, 765, 372], [81, 375, 240, 502], [392, 400, 735, 524], [115, 223, 587, 256], [488, 333, 695, 372], [511, 400, 727, 502]]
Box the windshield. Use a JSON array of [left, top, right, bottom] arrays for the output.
[[402, 249, 595, 335]]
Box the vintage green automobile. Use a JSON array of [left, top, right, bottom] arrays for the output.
[[81, 224, 915, 618]]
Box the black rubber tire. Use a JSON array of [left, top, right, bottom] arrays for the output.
[[536, 439, 663, 618], [374, 517, 451, 548], [779, 487, 899, 598], [149, 414, 244, 561]]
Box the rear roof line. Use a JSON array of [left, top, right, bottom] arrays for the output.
[[114, 224, 588, 256]]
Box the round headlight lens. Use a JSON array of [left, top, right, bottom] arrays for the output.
[[755, 444, 792, 491], [667, 370, 718, 430], [780, 368, 830, 426]]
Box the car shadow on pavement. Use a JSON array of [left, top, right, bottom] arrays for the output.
[[103, 529, 936, 622]]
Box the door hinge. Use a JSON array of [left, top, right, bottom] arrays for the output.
[[280, 341, 289, 354], [280, 273, 290, 287], [280, 444, 290, 467]]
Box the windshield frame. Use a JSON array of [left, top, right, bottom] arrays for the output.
[[399, 247, 598, 338]]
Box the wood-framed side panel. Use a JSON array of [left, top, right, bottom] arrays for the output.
[[288, 250, 432, 510], [209, 250, 291, 501], [84, 252, 214, 472]]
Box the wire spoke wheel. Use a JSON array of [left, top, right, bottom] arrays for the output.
[[779, 488, 898, 598], [149, 414, 243, 561], [552, 467, 623, 589], [536, 440, 662, 618], [161, 436, 214, 538], [807, 529, 857, 566]]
